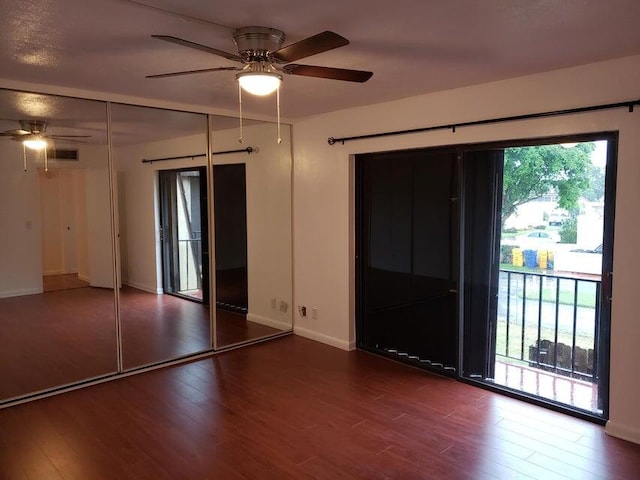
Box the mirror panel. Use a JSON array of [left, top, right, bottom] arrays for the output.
[[211, 118, 293, 348], [110, 103, 212, 369], [0, 89, 117, 401], [0, 87, 294, 402]]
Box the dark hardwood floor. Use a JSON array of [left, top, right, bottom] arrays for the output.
[[0, 287, 118, 400], [0, 285, 283, 401], [1, 335, 639, 479], [120, 286, 211, 369]]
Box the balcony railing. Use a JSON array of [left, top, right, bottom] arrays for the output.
[[178, 238, 202, 293], [496, 269, 600, 382]]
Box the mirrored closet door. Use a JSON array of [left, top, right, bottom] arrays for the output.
[[210, 117, 293, 348], [0, 89, 117, 401], [0, 87, 294, 405], [110, 104, 211, 370]]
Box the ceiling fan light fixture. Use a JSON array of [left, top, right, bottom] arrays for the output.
[[236, 71, 282, 96], [23, 135, 48, 150]]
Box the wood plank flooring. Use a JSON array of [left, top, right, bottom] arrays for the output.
[[0, 285, 283, 402], [1, 335, 638, 479], [0, 287, 118, 400]]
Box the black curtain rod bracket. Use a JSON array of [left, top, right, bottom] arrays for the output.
[[327, 98, 640, 145], [142, 146, 254, 164]]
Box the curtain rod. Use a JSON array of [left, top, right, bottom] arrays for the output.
[[142, 146, 254, 164], [327, 98, 640, 145]]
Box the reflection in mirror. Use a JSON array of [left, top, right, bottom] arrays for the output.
[[0, 89, 117, 401], [110, 104, 212, 369], [211, 118, 293, 348]]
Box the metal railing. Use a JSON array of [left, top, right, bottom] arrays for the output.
[[177, 238, 202, 293], [496, 269, 600, 382]]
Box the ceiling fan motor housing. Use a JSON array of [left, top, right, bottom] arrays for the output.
[[233, 26, 285, 61], [20, 120, 47, 134]]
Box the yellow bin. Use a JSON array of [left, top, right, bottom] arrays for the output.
[[512, 248, 523, 267], [537, 250, 548, 269]]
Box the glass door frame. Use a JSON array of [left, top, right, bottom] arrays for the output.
[[457, 131, 617, 423]]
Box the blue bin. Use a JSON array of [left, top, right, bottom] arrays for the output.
[[523, 249, 538, 268]]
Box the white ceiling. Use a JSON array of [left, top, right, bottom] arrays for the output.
[[1, 0, 639, 120]]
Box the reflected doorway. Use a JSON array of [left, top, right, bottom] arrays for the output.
[[159, 167, 209, 303], [213, 163, 248, 314], [39, 168, 89, 293]]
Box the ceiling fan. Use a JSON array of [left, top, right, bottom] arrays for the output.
[[147, 26, 373, 95], [0, 120, 90, 150], [0, 120, 90, 171]]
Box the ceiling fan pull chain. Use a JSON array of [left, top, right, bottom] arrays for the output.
[[277, 86, 282, 144], [23, 144, 27, 172], [44, 145, 48, 172], [238, 83, 243, 144]]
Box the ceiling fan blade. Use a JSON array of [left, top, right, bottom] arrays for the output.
[[0, 129, 29, 136], [49, 135, 92, 139], [49, 138, 88, 144], [283, 64, 373, 83], [272, 31, 349, 63], [151, 35, 242, 62], [146, 66, 241, 79]]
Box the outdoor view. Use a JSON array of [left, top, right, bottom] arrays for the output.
[[493, 140, 608, 414]]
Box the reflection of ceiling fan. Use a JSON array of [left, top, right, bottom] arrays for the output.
[[147, 27, 373, 95], [0, 120, 91, 150], [1, 120, 91, 171]]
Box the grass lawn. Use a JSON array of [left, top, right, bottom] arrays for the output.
[[525, 288, 596, 308], [500, 264, 597, 308], [495, 319, 595, 358], [501, 264, 546, 275]]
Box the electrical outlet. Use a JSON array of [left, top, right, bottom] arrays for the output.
[[271, 297, 276, 309], [311, 307, 318, 319], [298, 305, 307, 317], [279, 301, 288, 313]]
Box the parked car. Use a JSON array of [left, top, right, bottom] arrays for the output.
[[502, 230, 560, 247]]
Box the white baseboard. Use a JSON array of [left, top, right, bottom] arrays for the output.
[[605, 420, 640, 445], [293, 325, 355, 351], [43, 269, 64, 276], [78, 273, 90, 283], [246, 313, 291, 331], [0, 287, 43, 298], [123, 280, 163, 294]]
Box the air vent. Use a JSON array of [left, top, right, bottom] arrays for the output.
[[46, 148, 79, 161]]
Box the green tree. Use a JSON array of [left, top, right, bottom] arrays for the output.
[[582, 165, 606, 201], [559, 217, 578, 243], [502, 143, 594, 228]]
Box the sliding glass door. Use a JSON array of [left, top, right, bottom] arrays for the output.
[[356, 133, 616, 419], [462, 136, 616, 418], [356, 148, 459, 374], [159, 167, 209, 303]]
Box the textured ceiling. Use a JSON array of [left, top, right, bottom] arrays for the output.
[[0, 0, 639, 120]]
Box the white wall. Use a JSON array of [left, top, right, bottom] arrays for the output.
[[0, 140, 112, 296], [0, 143, 43, 297], [292, 55, 640, 443]]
